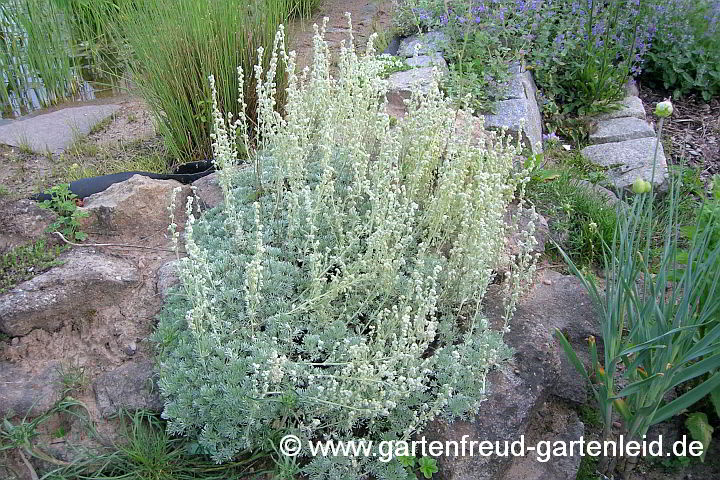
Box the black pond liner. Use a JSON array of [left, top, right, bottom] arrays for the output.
[[30, 159, 215, 202]]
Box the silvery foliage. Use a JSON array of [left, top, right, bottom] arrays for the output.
[[157, 17, 537, 477]]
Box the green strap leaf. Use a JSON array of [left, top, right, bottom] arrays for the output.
[[711, 385, 720, 419], [652, 372, 720, 425], [555, 329, 591, 382], [669, 354, 720, 390], [611, 373, 665, 400]]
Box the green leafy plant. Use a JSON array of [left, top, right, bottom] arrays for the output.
[[417, 456, 439, 478], [556, 181, 720, 478], [555, 106, 720, 479], [524, 152, 617, 269], [685, 412, 714, 462], [641, 0, 720, 100], [1, 397, 91, 477], [39, 183, 88, 241], [394, 455, 439, 479], [0, 239, 66, 293], [441, 17, 513, 112], [156, 23, 536, 479]]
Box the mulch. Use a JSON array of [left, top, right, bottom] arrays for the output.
[[638, 84, 720, 184]]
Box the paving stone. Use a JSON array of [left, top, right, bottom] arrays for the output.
[[397, 31, 447, 57], [0, 104, 120, 153], [483, 64, 543, 154], [589, 116, 656, 144], [405, 54, 448, 72], [582, 137, 668, 191], [595, 95, 646, 121]]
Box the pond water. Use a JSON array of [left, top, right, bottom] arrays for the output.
[[0, 0, 124, 120]]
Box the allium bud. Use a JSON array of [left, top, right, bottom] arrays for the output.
[[654, 100, 673, 118], [632, 177, 646, 194]]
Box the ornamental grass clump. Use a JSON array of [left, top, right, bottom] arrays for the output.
[[155, 20, 536, 478]]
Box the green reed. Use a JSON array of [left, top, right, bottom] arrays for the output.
[[117, 0, 318, 162]]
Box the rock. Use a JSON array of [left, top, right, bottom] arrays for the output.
[[483, 64, 542, 154], [387, 67, 441, 117], [79, 174, 191, 239], [570, 179, 620, 206], [503, 402, 585, 480], [405, 54, 448, 72], [421, 272, 563, 480], [645, 415, 684, 452], [533, 270, 601, 405], [192, 172, 223, 210], [93, 360, 163, 418], [595, 96, 646, 121], [0, 249, 139, 336], [504, 68, 538, 103], [156, 259, 180, 299], [484, 98, 543, 155], [0, 104, 120, 153], [0, 362, 62, 418], [589, 117, 655, 144], [581, 137, 669, 192], [421, 270, 599, 480], [0, 199, 59, 252], [397, 31, 447, 57]]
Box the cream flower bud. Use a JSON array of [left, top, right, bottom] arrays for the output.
[[655, 101, 673, 118]]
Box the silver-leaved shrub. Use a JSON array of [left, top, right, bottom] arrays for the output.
[[155, 19, 536, 478]]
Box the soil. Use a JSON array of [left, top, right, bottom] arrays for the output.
[[638, 84, 720, 185], [288, 0, 394, 70]]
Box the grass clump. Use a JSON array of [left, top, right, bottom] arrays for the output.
[[524, 148, 617, 269], [0, 240, 66, 293], [117, 0, 314, 162], [44, 410, 263, 480], [155, 24, 537, 478]]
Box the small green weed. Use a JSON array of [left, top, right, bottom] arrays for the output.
[[39, 184, 89, 242], [396, 455, 440, 479], [0, 240, 66, 293], [51, 426, 68, 439], [56, 364, 88, 395], [577, 403, 603, 429], [0, 184, 9, 196]]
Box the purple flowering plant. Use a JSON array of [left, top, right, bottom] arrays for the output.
[[393, 0, 718, 118], [641, 0, 720, 100], [394, 1, 655, 114]]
